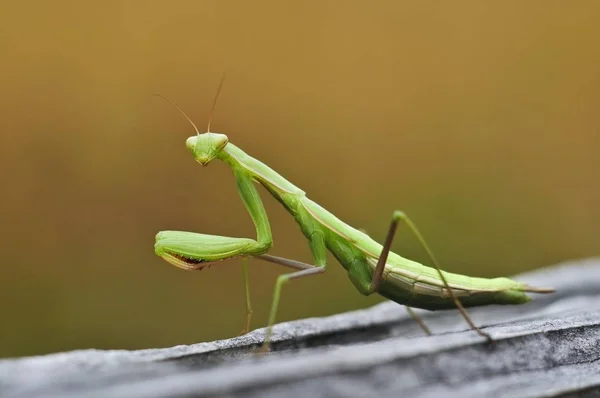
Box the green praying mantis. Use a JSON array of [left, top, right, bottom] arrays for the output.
[[154, 81, 554, 350]]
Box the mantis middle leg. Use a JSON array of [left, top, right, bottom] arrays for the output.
[[255, 229, 328, 350]]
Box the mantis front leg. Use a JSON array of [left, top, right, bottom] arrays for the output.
[[155, 170, 273, 334], [155, 170, 273, 267]]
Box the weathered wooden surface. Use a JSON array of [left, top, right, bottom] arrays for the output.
[[2, 258, 600, 398]]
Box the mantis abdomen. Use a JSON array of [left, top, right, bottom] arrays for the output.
[[299, 197, 544, 310]]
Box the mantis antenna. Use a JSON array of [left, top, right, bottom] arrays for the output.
[[153, 93, 200, 135], [207, 73, 226, 133], [153, 73, 226, 135]]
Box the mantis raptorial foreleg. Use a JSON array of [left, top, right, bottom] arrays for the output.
[[368, 210, 492, 341]]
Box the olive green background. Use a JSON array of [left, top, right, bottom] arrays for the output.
[[1, 1, 599, 358]]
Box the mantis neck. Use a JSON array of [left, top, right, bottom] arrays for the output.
[[220, 143, 306, 197]]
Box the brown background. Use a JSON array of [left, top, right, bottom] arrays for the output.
[[1, 1, 599, 357]]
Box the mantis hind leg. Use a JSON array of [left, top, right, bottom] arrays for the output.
[[369, 210, 492, 342]]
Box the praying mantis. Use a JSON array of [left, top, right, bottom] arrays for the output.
[[154, 81, 554, 350]]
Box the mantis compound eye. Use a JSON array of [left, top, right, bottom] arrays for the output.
[[186, 136, 197, 151], [214, 133, 229, 150]]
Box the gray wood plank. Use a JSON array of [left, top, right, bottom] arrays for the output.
[[1, 258, 600, 398]]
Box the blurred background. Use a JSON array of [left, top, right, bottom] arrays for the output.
[[1, 1, 599, 358]]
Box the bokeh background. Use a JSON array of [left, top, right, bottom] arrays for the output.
[[1, 1, 599, 358]]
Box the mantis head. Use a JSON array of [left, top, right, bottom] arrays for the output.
[[185, 133, 228, 166], [155, 75, 228, 166]]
